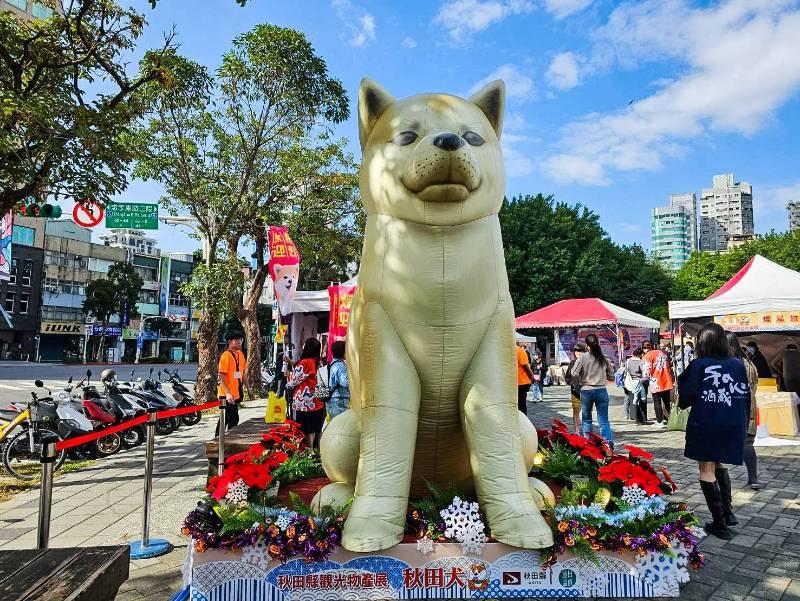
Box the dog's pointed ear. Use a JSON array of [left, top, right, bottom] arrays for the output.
[[359, 78, 395, 150], [469, 80, 505, 140]]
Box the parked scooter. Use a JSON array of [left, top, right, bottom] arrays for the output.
[[56, 376, 122, 458], [161, 369, 202, 426], [81, 370, 147, 449], [108, 369, 181, 435]]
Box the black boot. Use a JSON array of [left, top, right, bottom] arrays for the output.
[[715, 467, 738, 526], [700, 480, 732, 540]]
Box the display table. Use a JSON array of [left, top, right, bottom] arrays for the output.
[[757, 391, 800, 437], [204, 417, 283, 483], [183, 540, 691, 599], [0, 546, 129, 601]]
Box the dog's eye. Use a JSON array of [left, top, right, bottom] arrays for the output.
[[392, 131, 418, 146], [463, 131, 485, 146]]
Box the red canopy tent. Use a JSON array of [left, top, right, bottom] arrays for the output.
[[515, 298, 660, 330]]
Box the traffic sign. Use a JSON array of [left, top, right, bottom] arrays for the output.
[[137, 333, 144, 350], [72, 202, 104, 228], [105, 203, 159, 230]]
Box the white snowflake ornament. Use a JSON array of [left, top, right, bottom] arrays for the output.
[[621, 484, 648, 506], [416, 536, 434, 555], [241, 539, 272, 570], [439, 496, 488, 556], [460, 527, 488, 556], [225, 478, 249, 504], [275, 513, 292, 530]]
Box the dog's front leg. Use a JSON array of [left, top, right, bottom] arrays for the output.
[[342, 302, 421, 552], [460, 305, 554, 549]]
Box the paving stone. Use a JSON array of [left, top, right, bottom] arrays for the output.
[[750, 576, 792, 601]]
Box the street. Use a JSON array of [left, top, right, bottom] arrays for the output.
[[0, 362, 198, 403]]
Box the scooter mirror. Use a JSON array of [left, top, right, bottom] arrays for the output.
[[68, 376, 73, 384], [157, 370, 161, 379], [86, 369, 92, 379], [34, 379, 44, 387]]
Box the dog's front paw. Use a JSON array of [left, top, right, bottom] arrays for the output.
[[341, 495, 406, 552], [484, 496, 554, 549]]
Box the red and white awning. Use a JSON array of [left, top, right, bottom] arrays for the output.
[[515, 298, 659, 330]]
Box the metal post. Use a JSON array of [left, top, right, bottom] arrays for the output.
[[218, 397, 227, 475], [129, 409, 171, 559], [141, 410, 157, 548], [36, 441, 56, 550]]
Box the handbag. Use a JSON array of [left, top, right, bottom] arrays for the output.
[[666, 404, 690, 431], [314, 362, 335, 402], [624, 370, 635, 392]]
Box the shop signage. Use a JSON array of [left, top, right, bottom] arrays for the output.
[[40, 321, 83, 335], [91, 325, 122, 337], [105, 202, 159, 230], [715, 311, 800, 332], [122, 328, 158, 340]]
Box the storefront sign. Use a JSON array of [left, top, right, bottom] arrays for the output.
[[159, 257, 171, 315], [40, 321, 83, 335], [328, 283, 357, 362], [92, 325, 122, 337], [105, 202, 159, 230], [715, 311, 800, 332]]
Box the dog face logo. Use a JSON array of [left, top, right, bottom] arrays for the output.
[[273, 263, 299, 315], [467, 563, 489, 591], [358, 78, 506, 226]]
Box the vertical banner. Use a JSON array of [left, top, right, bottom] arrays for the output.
[[0, 211, 12, 282], [159, 256, 171, 316], [267, 226, 300, 316], [328, 283, 357, 362]]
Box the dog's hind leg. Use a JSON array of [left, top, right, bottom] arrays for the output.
[[459, 304, 554, 549], [341, 302, 421, 552]]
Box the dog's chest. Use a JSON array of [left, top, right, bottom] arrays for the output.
[[359, 214, 508, 326]]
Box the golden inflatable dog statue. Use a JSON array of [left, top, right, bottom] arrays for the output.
[[312, 78, 554, 552]]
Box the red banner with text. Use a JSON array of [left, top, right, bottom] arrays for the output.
[[328, 283, 356, 362], [268, 226, 300, 316]]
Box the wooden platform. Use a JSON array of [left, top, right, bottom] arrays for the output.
[[0, 546, 129, 601]]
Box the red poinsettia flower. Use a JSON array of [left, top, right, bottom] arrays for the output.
[[660, 467, 678, 492], [237, 462, 273, 489], [580, 445, 605, 461], [624, 444, 654, 461], [561, 433, 589, 449], [208, 469, 238, 500], [552, 419, 569, 433], [586, 432, 606, 446]]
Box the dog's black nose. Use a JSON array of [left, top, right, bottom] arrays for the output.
[[433, 133, 465, 151]]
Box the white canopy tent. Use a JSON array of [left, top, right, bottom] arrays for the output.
[[669, 255, 800, 319]]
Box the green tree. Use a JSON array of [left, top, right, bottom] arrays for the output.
[[148, 316, 177, 339], [500, 194, 673, 319], [83, 262, 143, 361], [673, 230, 800, 301], [0, 0, 177, 216], [132, 24, 349, 396]]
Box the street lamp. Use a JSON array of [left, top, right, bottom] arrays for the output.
[[159, 216, 210, 265]]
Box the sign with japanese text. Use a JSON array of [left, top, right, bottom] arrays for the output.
[[105, 203, 159, 230], [715, 311, 800, 332], [188, 543, 676, 599], [328, 283, 357, 362], [267, 226, 300, 316]]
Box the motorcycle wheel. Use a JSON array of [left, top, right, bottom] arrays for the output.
[[181, 405, 202, 426], [95, 432, 122, 456], [171, 416, 182, 431], [2, 429, 67, 480], [156, 419, 176, 435], [122, 426, 144, 448]]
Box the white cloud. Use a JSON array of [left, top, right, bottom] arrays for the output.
[[543, 0, 800, 185], [501, 134, 535, 177], [546, 51, 583, 90], [504, 112, 527, 131], [401, 36, 417, 48], [543, 0, 593, 20], [434, 0, 534, 42], [469, 64, 535, 100], [332, 0, 376, 47]]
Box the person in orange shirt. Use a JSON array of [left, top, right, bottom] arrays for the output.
[[216, 331, 252, 434], [516, 342, 535, 417], [642, 340, 674, 428]]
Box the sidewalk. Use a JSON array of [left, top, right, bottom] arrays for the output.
[[0, 400, 267, 600]]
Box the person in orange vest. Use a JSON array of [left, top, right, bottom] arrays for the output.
[[216, 331, 253, 434], [516, 341, 535, 417]]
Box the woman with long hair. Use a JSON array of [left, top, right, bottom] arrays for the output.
[[727, 332, 761, 490], [678, 323, 749, 539], [288, 337, 326, 448], [570, 334, 615, 446]]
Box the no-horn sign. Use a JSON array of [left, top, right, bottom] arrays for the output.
[[72, 201, 104, 228]]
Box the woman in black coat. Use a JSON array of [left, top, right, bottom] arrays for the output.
[[678, 323, 749, 540]]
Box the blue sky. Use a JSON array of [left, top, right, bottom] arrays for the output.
[[99, 0, 800, 253]]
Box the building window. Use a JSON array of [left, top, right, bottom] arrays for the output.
[[12, 225, 35, 246], [6, 0, 27, 10], [19, 293, 30, 314], [31, 1, 54, 18], [21, 259, 32, 287], [9, 258, 17, 285], [4, 292, 15, 313]]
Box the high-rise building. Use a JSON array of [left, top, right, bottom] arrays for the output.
[[652, 202, 694, 271], [788, 201, 800, 232], [668, 193, 697, 251], [699, 173, 754, 252], [1, 0, 56, 21]]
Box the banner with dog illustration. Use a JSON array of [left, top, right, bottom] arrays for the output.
[[268, 226, 300, 316], [328, 282, 357, 362]]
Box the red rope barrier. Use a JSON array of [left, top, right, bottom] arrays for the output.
[[55, 414, 149, 451], [53, 401, 221, 452]]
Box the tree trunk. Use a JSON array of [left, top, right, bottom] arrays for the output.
[[195, 310, 219, 403]]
